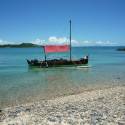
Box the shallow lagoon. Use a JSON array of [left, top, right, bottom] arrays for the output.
[[0, 47, 125, 108]]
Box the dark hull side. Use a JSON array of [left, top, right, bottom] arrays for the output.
[[27, 58, 88, 68]]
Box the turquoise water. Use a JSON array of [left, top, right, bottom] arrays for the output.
[[0, 47, 125, 108]]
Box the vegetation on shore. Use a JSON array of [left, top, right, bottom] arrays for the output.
[[0, 43, 41, 48]]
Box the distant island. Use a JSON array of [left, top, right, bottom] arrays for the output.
[[0, 43, 41, 48], [117, 48, 125, 51]]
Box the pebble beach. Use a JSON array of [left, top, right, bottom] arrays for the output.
[[1, 0, 125, 124], [0, 85, 125, 125]]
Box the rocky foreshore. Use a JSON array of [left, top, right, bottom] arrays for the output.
[[0, 86, 125, 125]]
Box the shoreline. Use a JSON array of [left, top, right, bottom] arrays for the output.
[[0, 84, 120, 109], [0, 85, 125, 125]]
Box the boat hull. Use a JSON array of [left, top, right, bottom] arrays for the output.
[[27, 58, 88, 68]]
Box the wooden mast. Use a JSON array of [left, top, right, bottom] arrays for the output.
[[69, 20, 72, 61], [43, 46, 47, 61]]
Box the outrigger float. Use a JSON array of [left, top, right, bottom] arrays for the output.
[[27, 20, 89, 68]]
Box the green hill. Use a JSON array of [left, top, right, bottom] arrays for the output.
[[0, 43, 41, 48]]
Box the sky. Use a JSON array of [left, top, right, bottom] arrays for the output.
[[0, 0, 125, 46]]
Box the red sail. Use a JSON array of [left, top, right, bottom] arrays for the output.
[[44, 45, 69, 53]]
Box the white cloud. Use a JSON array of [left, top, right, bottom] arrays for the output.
[[77, 40, 117, 46], [31, 38, 45, 45], [83, 41, 90, 44], [0, 39, 15, 45], [94, 40, 117, 46], [0, 37, 117, 46], [30, 37, 69, 45], [48, 36, 68, 45], [47, 36, 81, 46]]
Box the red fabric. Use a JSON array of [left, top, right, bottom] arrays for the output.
[[44, 45, 69, 53]]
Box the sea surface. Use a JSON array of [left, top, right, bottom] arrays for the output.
[[0, 47, 125, 108]]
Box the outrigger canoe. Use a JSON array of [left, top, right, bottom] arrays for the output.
[[27, 56, 88, 68], [27, 20, 89, 68]]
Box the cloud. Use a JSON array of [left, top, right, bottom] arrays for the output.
[[94, 40, 117, 46], [78, 40, 117, 46], [31, 36, 79, 45], [48, 36, 80, 46], [0, 37, 117, 46], [0, 39, 15, 45], [48, 36, 68, 44], [30, 37, 69, 45], [31, 38, 45, 45], [47, 37, 117, 46]]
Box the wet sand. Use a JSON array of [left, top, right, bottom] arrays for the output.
[[0, 85, 125, 125]]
